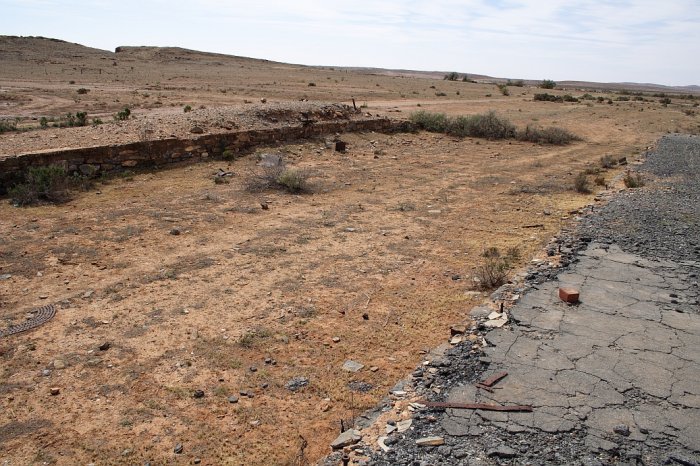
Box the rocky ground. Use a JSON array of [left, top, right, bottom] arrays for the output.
[[326, 134, 700, 466]]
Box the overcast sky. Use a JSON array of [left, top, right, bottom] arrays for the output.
[[2, 0, 698, 86]]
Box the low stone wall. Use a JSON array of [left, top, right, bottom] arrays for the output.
[[0, 117, 406, 193]]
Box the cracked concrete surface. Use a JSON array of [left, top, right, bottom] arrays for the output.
[[442, 243, 700, 459]]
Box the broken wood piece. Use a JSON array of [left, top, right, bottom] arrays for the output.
[[480, 371, 508, 387], [522, 224, 544, 228], [422, 401, 533, 412], [474, 383, 494, 393]]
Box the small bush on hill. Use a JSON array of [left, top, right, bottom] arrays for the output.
[[540, 79, 556, 89], [409, 111, 449, 132], [600, 154, 617, 168], [534, 93, 563, 102], [444, 72, 460, 81]]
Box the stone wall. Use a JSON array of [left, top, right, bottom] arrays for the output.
[[0, 117, 405, 193]]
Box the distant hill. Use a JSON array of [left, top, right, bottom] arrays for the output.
[[1, 35, 697, 94]]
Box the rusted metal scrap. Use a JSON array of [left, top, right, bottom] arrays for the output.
[[480, 371, 508, 387], [422, 401, 533, 412]]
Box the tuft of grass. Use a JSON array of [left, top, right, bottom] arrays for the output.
[[600, 154, 617, 168], [475, 257, 509, 290], [517, 125, 581, 145], [623, 171, 645, 188], [573, 172, 592, 194], [245, 166, 311, 194]]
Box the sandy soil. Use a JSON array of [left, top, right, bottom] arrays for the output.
[[1, 36, 699, 465]]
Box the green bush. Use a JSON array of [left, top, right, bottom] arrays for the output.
[[540, 79, 556, 89], [409, 111, 450, 132], [39, 117, 49, 128], [9, 166, 78, 206], [276, 169, 309, 193], [0, 120, 18, 133], [534, 93, 563, 102], [77, 88, 89, 94], [506, 79, 524, 87], [183, 105, 192, 113], [497, 84, 510, 96], [563, 94, 579, 102], [448, 111, 516, 139], [444, 72, 460, 81], [517, 125, 581, 145], [114, 107, 131, 121]]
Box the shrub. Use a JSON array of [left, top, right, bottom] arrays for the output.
[[506, 79, 524, 87], [474, 245, 521, 289], [39, 117, 48, 128], [222, 149, 236, 161], [77, 88, 89, 94], [540, 79, 556, 89], [245, 166, 311, 193], [573, 172, 591, 194], [600, 154, 617, 168], [623, 171, 645, 188], [451, 111, 516, 139], [517, 125, 581, 145], [183, 105, 192, 113], [497, 84, 510, 96], [534, 93, 563, 102], [563, 94, 579, 102], [659, 97, 671, 106], [594, 175, 606, 186], [435, 91, 447, 97], [444, 72, 460, 81], [276, 169, 309, 193], [75, 111, 88, 126], [409, 110, 449, 132], [0, 120, 18, 133], [9, 165, 76, 206], [91, 118, 103, 126], [616, 96, 630, 102], [114, 107, 131, 121]]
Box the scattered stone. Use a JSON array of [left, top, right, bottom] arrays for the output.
[[249, 366, 257, 373], [227, 395, 239, 404], [41, 369, 51, 377], [469, 306, 492, 319], [190, 126, 204, 134], [192, 389, 205, 399], [332, 336, 341, 343], [169, 228, 181, 236], [285, 376, 309, 391], [174, 443, 184, 454], [330, 429, 361, 449], [82, 290, 94, 299], [98, 342, 111, 351], [377, 436, 391, 452], [416, 436, 444, 446], [396, 419, 412, 433], [0, 273, 11, 280], [450, 324, 467, 336], [342, 360, 364, 372], [487, 446, 517, 458], [50, 387, 60, 396], [613, 424, 631, 437], [53, 359, 65, 369]]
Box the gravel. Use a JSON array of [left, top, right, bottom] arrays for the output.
[[362, 134, 700, 465]]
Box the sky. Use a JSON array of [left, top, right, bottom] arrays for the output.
[[2, 0, 699, 86]]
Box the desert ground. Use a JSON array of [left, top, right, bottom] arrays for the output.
[[1, 37, 699, 465]]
